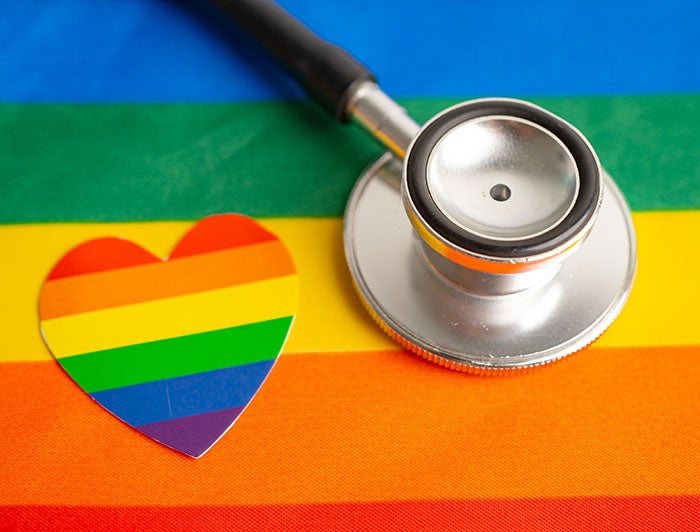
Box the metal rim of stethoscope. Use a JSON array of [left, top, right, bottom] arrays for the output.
[[344, 158, 636, 373], [403, 98, 601, 270], [344, 97, 636, 373], [213, 0, 638, 373]]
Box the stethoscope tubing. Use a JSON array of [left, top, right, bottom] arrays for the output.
[[211, 0, 375, 122]]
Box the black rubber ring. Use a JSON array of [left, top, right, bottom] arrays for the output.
[[405, 100, 600, 258]]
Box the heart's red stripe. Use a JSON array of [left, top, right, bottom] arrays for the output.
[[45, 214, 278, 282], [40, 240, 295, 319], [2, 496, 700, 531], [46, 238, 159, 280], [169, 214, 276, 259]]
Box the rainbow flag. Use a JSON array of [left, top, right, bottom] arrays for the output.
[[1, 0, 699, 529]]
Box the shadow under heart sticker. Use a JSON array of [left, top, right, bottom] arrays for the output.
[[38, 214, 298, 458]]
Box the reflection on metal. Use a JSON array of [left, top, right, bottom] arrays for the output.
[[344, 153, 637, 373], [347, 81, 420, 158], [425, 115, 579, 242]]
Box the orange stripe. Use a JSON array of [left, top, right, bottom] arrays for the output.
[[1, 346, 699, 506], [3, 496, 699, 531], [39, 240, 295, 319]]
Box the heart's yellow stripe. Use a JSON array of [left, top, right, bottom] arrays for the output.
[[41, 275, 299, 358], [2, 212, 699, 362]]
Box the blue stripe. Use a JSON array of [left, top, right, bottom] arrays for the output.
[[1, 0, 697, 102], [90, 360, 275, 427]]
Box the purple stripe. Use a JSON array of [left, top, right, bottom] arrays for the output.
[[137, 406, 245, 458]]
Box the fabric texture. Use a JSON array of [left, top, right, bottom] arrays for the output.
[[1, 0, 699, 529]]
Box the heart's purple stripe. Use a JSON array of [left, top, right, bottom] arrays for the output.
[[90, 359, 275, 427], [136, 406, 245, 458]]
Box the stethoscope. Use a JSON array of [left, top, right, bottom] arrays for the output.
[[213, 0, 637, 373]]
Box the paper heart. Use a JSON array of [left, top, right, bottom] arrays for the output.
[[39, 214, 298, 458]]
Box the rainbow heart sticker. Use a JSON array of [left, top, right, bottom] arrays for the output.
[[39, 214, 298, 457]]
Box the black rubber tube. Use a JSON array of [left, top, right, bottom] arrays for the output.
[[211, 0, 375, 121]]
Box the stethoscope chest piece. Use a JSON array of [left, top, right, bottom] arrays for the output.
[[345, 99, 636, 373], [214, 2, 637, 373]]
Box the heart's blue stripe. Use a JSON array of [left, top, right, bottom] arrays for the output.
[[90, 360, 275, 427], [1, 0, 697, 103]]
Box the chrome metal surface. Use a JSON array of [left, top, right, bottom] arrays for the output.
[[344, 153, 636, 371], [346, 81, 421, 157], [426, 116, 579, 241], [421, 243, 561, 296], [400, 98, 604, 279]]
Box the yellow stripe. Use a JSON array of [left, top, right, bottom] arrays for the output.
[[595, 210, 697, 348], [1, 212, 698, 362], [41, 275, 298, 357]]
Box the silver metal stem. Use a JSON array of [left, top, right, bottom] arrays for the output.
[[346, 81, 421, 158], [420, 242, 561, 296]]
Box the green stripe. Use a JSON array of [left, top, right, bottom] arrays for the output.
[[1, 95, 698, 222], [57, 316, 293, 393]]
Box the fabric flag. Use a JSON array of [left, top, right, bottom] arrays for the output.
[[1, 0, 699, 530]]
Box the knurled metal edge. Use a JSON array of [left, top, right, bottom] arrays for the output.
[[348, 274, 582, 376]]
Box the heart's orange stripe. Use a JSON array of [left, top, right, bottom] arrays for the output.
[[1, 346, 699, 506], [41, 275, 298, 357], [39, 240, 295, 320]]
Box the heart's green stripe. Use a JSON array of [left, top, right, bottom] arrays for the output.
[[57, 316, 293, 393], [1, 95, 698, 223]]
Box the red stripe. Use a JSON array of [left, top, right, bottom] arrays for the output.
[[45, 214, 278, 280], [169, 214, 275, 258], [46, 237, 158, 280], [2, 496, 699, 531]]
